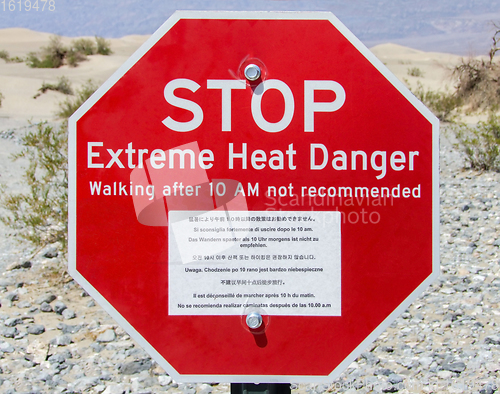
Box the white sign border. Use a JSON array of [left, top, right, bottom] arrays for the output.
[[68, 10, 440, 384]]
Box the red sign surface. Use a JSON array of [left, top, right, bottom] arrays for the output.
[[69, 11, 439, 383]]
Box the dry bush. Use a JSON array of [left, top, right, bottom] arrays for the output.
[[454, 60, 500, 110], [27, 35, 112, 68], [0, 81, 97, 250], [454, 114, 500, 171], [453, 23, 500, 111], [411, 81, 462, 122], [34, 76, 73, 98], [71, 38, 97, 56], [95, 36, 112, 55]]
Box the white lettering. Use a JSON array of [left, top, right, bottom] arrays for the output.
[[251, 80, 294, 132], [163, 79, 203, 132], [310, 143, 328, 170], [207, 79, 246, 131], [304, 80, 346, 132], [88, 142, 103, 168]]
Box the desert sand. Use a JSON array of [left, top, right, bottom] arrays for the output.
[[0, 28, 148, 124], [0, 28, 480, 126]]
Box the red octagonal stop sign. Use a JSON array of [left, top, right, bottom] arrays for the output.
[[69, 11, 439, 383]]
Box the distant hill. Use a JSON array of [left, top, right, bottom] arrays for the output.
[[1, 0, 499, 55]]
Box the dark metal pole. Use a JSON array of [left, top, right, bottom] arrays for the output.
[[231, 383, 291, 394]]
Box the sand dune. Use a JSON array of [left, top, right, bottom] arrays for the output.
[[0, 28, 488, 127], [0, 29, 148, 124]]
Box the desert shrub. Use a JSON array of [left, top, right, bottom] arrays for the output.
[[454, 114, 500, 170], [95, 36, 112, 55], [26, 52, 45, 68], [453, 59, 500, 110], [0, 49, 9, 61], [71, 38, 96, 56], [453, 24, 500, 110], [411, 81, 462, 122], [66, 48, 87, 67], [57, 80, 97, 119], [0, 50, 24, 63], [26, 35, 112, 68], [0, 122, 68, 247], [0, 81, 97, 250], [408, 67, 424, 77], [0, 91, 3, 106], [34, 76, 73, 98], [26, 35, 67, 68], [9, 56, 24, 63]]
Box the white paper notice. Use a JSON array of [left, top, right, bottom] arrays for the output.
[[168, 210, 341, 316]]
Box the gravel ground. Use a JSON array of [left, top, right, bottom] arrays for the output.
[[0, 124, 499, 393]]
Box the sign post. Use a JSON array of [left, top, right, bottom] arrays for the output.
[[69, 11, 439, 384]]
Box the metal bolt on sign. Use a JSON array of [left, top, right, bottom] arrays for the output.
[[246, 312, 263, 329], [244, 64, 261, 81]]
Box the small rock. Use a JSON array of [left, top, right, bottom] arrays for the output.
[[178, 383, 196, 394], [6, 261, 32, 270], [94, 384, 107, 393], [35, 294, 56, 305], [96, 329, 116, 343], [53, 301, 67, 314], [0, 327, 17, 338], [118, 358, 152, 375], [100, 372, 113, 381], [40, 302, 53, 312], [437, 370, 453, 379], [62, 309, 76, 320], [485, 335, 500, 345], [485, 362, 500, 372], [361, 351, 380, 365], [36, 371, 52, 382], [0, 341, 15, 353], [418, 356, 434, 368], [387, 374, 404, 384], [27, 324, 46, 335], [90, 343, 103, 353], [4, 317, 23, 327], [0, 279, 14, 287], [48, 353, 66, 364], [57, 323, 83, 334], [4, 293, 19, 302], [480, 383, 498, 394], [73, 376, 100, 392], [443, 361, 466, 373], [158, 375, 172, 386], [102, 384, 128, 394], [50, 334, 73, 346], [17, 300, 31, 309], [27, 339, 49, 364], [43, 247, 58, 259], [106, 340, 134, 351], [198, 383, 213, 394], [374, 368, 394, 376]]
